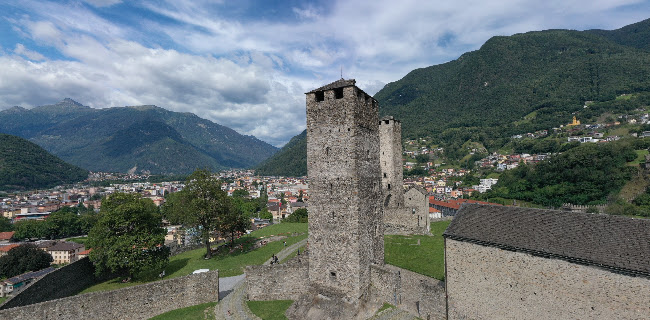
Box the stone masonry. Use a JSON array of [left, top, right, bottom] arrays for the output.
[[379, 116, 429, 234], [0, 270, 219, 320], [379, 116, 403, 208], [306, 79, 384, 305], [446, 239, 650, 319]]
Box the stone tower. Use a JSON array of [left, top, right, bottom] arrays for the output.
[[306, 79, 384, 303], [379, 116, 403, 208]]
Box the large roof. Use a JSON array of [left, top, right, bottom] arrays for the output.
[[444, 204, 650, 277], [47, 241, 84, 252], [0, 231, 14, 241], [306, 78, 356, 94]]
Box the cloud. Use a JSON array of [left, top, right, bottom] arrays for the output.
[[83, 0, 122, 7], [13, 44, 45, 61], [1, 0, 648, 146]]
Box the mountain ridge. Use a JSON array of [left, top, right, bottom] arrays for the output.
[[0, 100, 278, 174]]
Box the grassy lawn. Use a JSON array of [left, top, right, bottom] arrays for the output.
[[68, 236, 88, 245], [80, 223, 307, 294], [630, 149, 649, 166], [246, 300, 293, 320], [0, 296, 7, 304], [148, 301, 217, 320], [384, 220, 450, 280]]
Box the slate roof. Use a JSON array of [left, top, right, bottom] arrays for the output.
[[46, 241, 84, 252], [306, 78, 356, 93], [4, 267, 56, 285], [444, 204, 650, 277]]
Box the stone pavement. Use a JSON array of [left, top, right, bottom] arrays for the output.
[[214, 281, 259, 320]]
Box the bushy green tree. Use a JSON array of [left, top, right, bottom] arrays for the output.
[[87, 193, 168, 279], [162, 169, 231, 258], [0, 216, 12, 232], [284, 208, 308, 223], [13, 220, 46, 240], [0, 244, 53, 278]]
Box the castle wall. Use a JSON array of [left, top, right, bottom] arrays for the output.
[[384, 188, 429, 234], [306, 84, 383, 301], [446, 239, 650, 319], [370, 264, 446, 320], [0, 257, 96, 310], [246, 257, 309, 301], [0, 270, 219, 320]]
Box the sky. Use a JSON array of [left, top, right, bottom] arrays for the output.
[[0, 1, 649, 147]]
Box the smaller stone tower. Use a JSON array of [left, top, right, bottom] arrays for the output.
[[379, 116, 403, 208]]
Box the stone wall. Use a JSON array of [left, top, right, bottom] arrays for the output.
[[0, 270, 219, 320], [0, 257, 96, 310], [446, 239, 650, 319], [384, 188, 429, 235], [370, 264, 446, 320], [246, 257, 309, 300]]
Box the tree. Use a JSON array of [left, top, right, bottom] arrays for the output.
[[284, 208, 308, 223], [221, 204, 250, 247], [0, 244, 53, 278], [43, 209, 81, 239], [165, 169, 231, 259], [87, 193, 169, 279], [13, 219, 46, 240], [0, 216, 12, 232]]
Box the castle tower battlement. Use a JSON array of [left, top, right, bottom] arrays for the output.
[[305, 79, 384, 303]]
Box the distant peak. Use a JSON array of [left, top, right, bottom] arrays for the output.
[[59, 98, 83, 106], [126, 105, 160, 111]]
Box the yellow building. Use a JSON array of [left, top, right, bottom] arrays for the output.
[[568, 116, 580, 126]]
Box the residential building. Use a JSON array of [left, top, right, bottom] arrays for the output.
[[47, 242, 85, 264]]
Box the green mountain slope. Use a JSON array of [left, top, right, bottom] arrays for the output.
[[253, 18, 650, 175], [0, 134, 88, 191], [375, 28, 650, 143], [255, 130, 307, 176], [0, 100, 278, 174]]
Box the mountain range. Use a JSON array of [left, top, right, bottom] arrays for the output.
[[0, 99, 278, 175], [0, 134, 88, 191], [255, 18, 650, 176]]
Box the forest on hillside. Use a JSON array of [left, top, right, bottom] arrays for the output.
[[0, 134, 88, 191]]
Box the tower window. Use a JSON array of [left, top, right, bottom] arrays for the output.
[[384, 120, 390, 124], [315, 91, 324, 102], [334, 88, 344, 99], [387, 183, 391, 190], [330, 271, 337, 278], [383, 173, 387, 178]]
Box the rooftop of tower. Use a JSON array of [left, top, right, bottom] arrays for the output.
[[306, 78, 356, 94]]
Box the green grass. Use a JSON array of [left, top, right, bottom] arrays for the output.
[[68, 237, 88, 245], [630, 149, 649, 166], [0, 296, 7, 304], [486, 172, 501, 179], [384, 220, 450, 280], [148, 301, 217, 320], [246, 300, 293, 320], [80, 223, 308, 294], [377, 302, 395, 313]]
